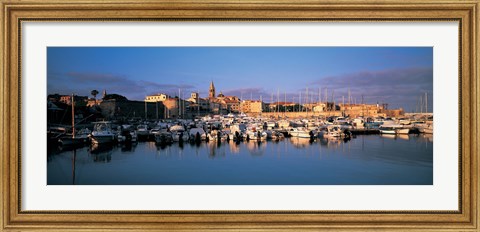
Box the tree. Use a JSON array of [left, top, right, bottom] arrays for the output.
[[103, 94, 128, 101], [91, 90, 99, 105]]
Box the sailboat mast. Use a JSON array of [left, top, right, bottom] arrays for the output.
[[420, 95, 423, 114], [71, 94, 75, 138], [318, 88, 321, 103], [299, 91, 302, 112], [305, 87, 308, 113], [425, 92, 428, 113], [331, 90, 334, 112], [348, 88, 351, 105], [325, 89, 328, 111], [271, 92, 273, 112], [277, 88, 280, 114]]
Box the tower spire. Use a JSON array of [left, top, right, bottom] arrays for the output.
[[209, 81, 216, 98]]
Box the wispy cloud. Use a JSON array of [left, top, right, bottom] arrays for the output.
[[223, 87, 270, 100], [48, 72, 196, 101], [309, 67, 433, 111], [48, 67, 434, 112]]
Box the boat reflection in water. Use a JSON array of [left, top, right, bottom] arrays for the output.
[[48, 135, 433, 185], [207, 140, 227, 158], [245, 141, 267, 157], [90, 143, 113, 163], [290, 137, 312, 149], [397, 134, 410, 141], [422, 133, 433, 143]]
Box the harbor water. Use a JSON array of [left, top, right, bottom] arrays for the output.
[[47, 134, 433, 185]]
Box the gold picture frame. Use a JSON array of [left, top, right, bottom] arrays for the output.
[[1, 0, 478, 231]]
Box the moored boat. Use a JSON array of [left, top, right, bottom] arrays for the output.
[[90, 121, 115, 144], [379, 124, 409, 134], [320, 125, 351, 139], [288, 127, 311, 138], [154, 131, 173, 144]]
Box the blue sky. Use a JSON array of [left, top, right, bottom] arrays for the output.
[[47, 47, 433, 112]]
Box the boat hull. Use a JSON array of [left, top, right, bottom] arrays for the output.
[[91, 135, 115, 144], [379, 128, 409, 134], [379, 129, 396, 134], [59, 137, 86, 146], [396, 128, 410, 134]]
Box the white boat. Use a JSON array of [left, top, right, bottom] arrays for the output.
[[149, 127, 162, 137], [208, 130, 228, 141], [379, 124, 409, 134], [172, 132, 188, 142], [245, 130, 267, 141], [351, 118, 365, 129], [333, 120, 353, 130], [90, 121, 115, 144], [170, 125, 188, 142], [154, 131, 173, 144], [320, 125, 349, 138], [415, 121, 433, 134], [229, 124, 246, 141], [189, 128, 207, 141], [169, 125, 185, 132], [265, 121, 276, 129], [288, 127, 311, 138], [136, 124, 150, 137], [271, 131, 285, 141], [277, 120, 290, 129], [244, 123, 267, 141], [117, 125, 137, 143]]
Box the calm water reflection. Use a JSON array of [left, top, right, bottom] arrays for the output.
[[47, 134, 433, 185]]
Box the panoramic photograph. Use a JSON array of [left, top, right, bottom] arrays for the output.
[[47, 47, 433, 185]]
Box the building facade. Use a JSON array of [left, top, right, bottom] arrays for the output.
[[240, 100, 265, 113], [58, 95, 88, 106], [214, 93, 241, 113], [145, 93, 169, 102]]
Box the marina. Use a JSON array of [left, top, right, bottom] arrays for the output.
[[47, 114, 433, 185]]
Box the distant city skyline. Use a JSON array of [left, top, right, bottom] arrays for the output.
[[47, 47, 433, 112]]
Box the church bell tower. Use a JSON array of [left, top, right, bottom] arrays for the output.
[[209, 81, 215, 99]]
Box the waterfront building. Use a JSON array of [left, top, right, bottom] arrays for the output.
[[382, 108, 405, 117], [339, 103, 382, 117], [338, 103, 404, 118], [313, 103, 328, 112], [161, 97, 190, 119], [222, 98, 241, 113], [213, 92, 241, 113], [145, 93, 170, 102], [99, 99, 164, 120], [240, 100, 265, 113], [58, 95, 88, 105], [86, 99, 102, 107], [187, 92, 210, 112], [203, 82, 242, 113]]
